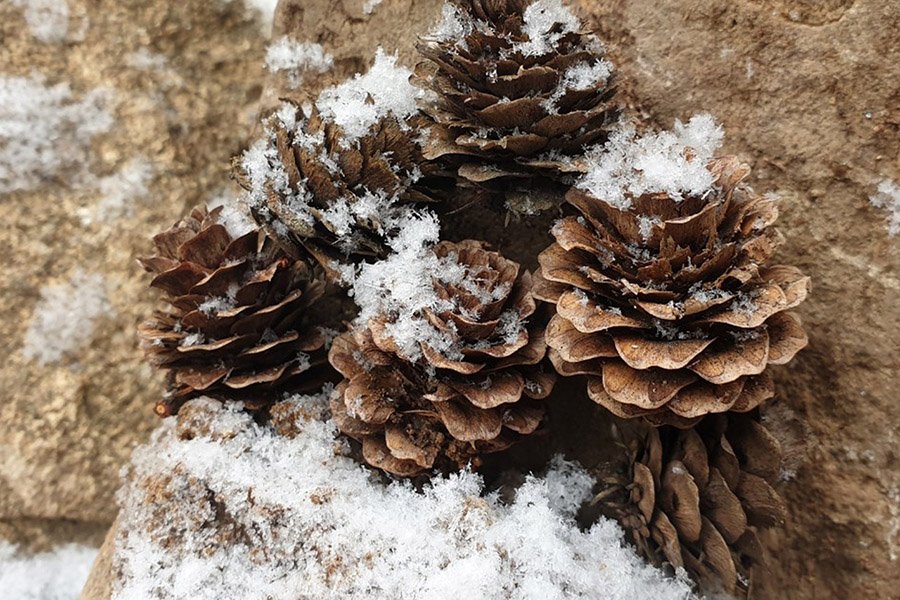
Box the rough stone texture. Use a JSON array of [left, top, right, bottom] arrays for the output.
[[575, 3, 899, 599], [0, 0, 894, 598], [0, 0, 269, 534]]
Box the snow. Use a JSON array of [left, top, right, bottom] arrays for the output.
[[22, 269, 113, 365], [514, 0, 582, 57], [0, 75, 114, 194], [363, 0, 383, 16], [11, 0, 70, 43], [207, 189, 257, 238], [544, 59, 613, 112], [0, 542, 97, 600], [427, 3, 472, 44], [238, 0, 279, 29], [869, 178, 900, 237], [113, 396, 695, 600], [350, 210, 464, 361], [125, 48, 169, 71], [265, 37, 334, 89], [78, 159, 154, 224], [316, 49, 426, 144], [578, 114, 724, 210]]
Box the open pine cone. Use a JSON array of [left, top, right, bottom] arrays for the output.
[[602, 413, 787, 596], [138, 205, 331, 417], [237, 103, 439, 281], [328, 240, 556, 476], [537, 156, 810, 427], [417, 0, 619, 210]]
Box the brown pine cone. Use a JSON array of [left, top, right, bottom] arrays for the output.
[[417, 0, 619, 210], [601, 413, 787, 596], [537, 155, 810, 427], [328, 240, 556, 476], [138, 205, 332, 417], [237, 103, 440, 281]]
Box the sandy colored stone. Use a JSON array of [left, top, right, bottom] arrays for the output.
[[78, 518, 117, 600], [0, 0, 269, 533]]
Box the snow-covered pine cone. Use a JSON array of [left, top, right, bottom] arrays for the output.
[[537, 153, 810, 428], [329, 240, 556, 477], [138, 205, 331, 416], [602, 414, 787, 596], [417, 0, 618, 211], [237, 103, 440, 282]]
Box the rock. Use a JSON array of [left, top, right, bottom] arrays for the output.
[[0, 0, 269, 535], [78, 519, 116, 600]]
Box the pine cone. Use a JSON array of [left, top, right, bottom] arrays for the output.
[[138, 205, 331, 416], [603, 413, 787, 596], [538, 156, 810, 427], [237, 103, 439, 280], [328, 240, 556, 476], [417, 0, 619, 209]]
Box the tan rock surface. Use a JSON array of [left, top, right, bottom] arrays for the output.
[[0, 0, 269, 534]]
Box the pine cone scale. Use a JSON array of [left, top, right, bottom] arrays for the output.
[[139, 206, 330, 414]]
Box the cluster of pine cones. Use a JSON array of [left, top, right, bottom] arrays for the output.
[[137, 0, 809, 595]]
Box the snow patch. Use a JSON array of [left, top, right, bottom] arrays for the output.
[[0, 75, 114, 194], [0, 542, 97, 600], [869, 178, 900, 237], [265, 37, 334, 89], [427, 3, 472, 44], [363, 0, 383, 15], [514, 0, 581, 57], [125, 48, 169, 71], [78, 159, 154, 224], [350, 210, 462, 361], [578, 114, 724, 210], [316, 49, 425, 144], [11, 0, 70, 43], [544, 59, 613, 112], [23, 270, 113, 365], [113, 397, 695, 600], [207, 189, 257, 238]]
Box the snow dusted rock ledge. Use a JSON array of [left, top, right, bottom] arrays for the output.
[[102, 394, 694, 600]]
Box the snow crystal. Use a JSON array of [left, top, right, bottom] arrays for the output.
[[869, 178, 900, 237], [0, 542, 97, 600], [363, 0, 383, 15], [113, 396, 695, 600], [22, 270, 112, 365], [265, 37, 334, 89], [11, 0, 69, 43], [578, 114, 724, 210], [350, 210, 461, 361], [0, 75, 113, 194], [207, 189, 257, 238], [514, 0, 582, 57], [544, 59, 613, 112], [78, 159, 154, 224], [427, 3, 472, 43], [316, 49, 426, 144]]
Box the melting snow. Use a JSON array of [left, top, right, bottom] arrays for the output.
[[22, 270, 113, 365], [11, 0, 70, 43], [0, 75, 114, 194]]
